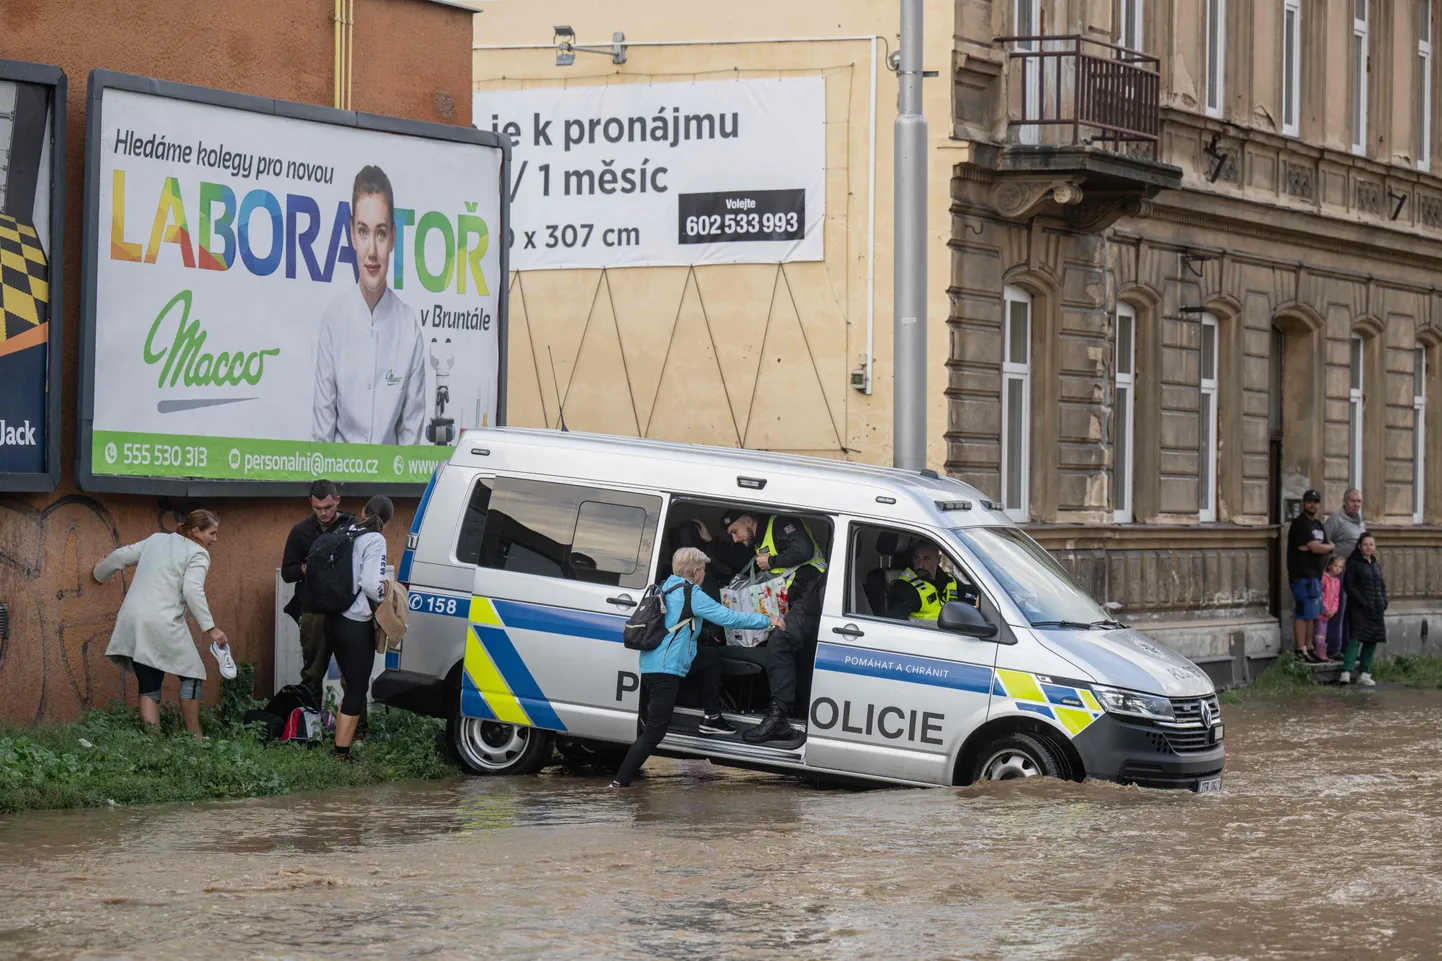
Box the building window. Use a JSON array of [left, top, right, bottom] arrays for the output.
[[1120, 0, 1144, 52], [1114, 304, 1137, 523], [1415, 345, 1428, 524], [1002, 285, 1032, 522], [1349, 335, 1365, 492], [1353, 0, 1369, 154], [1206, 0, 1226, 117], [1199, 314, 1219, 522], [1283, 0, 1301, 137], [1016, 0, 1042, 145], [1421, 0, 1434, 169]]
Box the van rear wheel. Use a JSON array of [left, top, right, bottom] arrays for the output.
[[972, 731, 1062, 783], [448, 715, 553, 776]]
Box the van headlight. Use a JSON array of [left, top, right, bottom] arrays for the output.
[[1091, 685, 1175, 721]]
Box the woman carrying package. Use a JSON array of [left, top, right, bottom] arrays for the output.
[[94, 510, 236, 738], [611, 546, 784, 788]]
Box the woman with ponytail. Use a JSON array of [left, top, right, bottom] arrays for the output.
[[325, 495, 394, 761], [94, 509, 234, 737]]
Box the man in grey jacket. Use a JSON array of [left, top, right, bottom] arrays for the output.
[[1325, 489, 1366, 561], [1324, 488, 1366, 656]]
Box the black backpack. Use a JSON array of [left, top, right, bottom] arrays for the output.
[[622, 582, 694, 651], [306, 526, 362, 614]]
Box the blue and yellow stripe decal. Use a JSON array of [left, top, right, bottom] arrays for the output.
[[460, 596, 568, 731], [993, 669, 1103, 735]]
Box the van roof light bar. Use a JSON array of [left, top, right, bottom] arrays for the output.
[[737, 476, 767, 490], [935, 499, 972, 511]]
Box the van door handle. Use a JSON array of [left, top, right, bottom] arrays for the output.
[[606, 594, 637, 609], [831, 624, 865, 639]]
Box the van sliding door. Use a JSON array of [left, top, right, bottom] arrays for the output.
[[463, 477, 665, 742]]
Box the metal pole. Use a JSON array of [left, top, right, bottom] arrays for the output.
[[893, 0, 927, 470]]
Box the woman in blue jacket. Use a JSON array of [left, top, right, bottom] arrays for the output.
[[611, 547, 783, 788]]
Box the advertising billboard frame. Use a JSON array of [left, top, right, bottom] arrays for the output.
[[77, 69, 510, 497], [0, 58, 66, 494]]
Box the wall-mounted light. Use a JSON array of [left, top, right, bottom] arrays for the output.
[[554, 26, 627, 67], [1180, 251, 1218, 279]]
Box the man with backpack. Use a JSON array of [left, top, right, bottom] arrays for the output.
[[611, 547, 783, 788], [281, 480, 354, 698]]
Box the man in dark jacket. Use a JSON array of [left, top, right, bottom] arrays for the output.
[[722, 511, 828, 743], [281, 479, 354, 696], [1340, 533, 1386, 687]]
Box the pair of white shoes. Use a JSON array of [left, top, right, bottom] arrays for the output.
[[1338, 670, 1375, 687], [210, 641, 238, 680]]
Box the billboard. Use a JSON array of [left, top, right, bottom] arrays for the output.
[[0, 59, 65, 492], [475, 77, 825, 270], [79, 71, 509, 495]]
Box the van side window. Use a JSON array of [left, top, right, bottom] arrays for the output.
[[454, 478, 493, 565], [848, 524, 982, 623], [477, 478, 660, 589]]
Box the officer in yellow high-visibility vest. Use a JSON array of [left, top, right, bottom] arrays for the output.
[[722, 511, 827, 743], [887, 541, 978, 622]]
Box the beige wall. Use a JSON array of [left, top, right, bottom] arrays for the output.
[[471, 0, 959, 469]]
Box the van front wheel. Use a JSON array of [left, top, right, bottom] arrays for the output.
[[971, 731, 1062, 783], [448, 715, 553, 776]]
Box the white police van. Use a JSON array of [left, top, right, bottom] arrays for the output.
[[374, 429, 1224, 792]]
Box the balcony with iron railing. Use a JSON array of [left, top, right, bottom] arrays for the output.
[[995, 35, 1162, 158], [967, 34, 1181, 228]]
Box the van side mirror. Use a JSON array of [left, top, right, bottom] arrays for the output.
[[937, 600, 998, 639], [569, 552, 598, 571]]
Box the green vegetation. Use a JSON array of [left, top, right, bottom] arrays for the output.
[[1370, 653, 1442, 688], [0, 666, 458, 815], [1217, 652, 1442, 703], [1220, 652, 1321, 703]]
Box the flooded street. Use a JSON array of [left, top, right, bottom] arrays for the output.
[[1, 690, 1440, 960]]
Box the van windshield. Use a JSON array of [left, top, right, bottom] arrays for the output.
[[950, 527, 1116, 629]]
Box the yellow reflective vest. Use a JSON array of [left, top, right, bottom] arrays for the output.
[[757, 516, 827, 587], [898, 568, 958, 621]]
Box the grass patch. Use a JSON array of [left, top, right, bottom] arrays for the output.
[[1370, 653, 1442, 688], [0, 665, 458, 815], [1220, 652, 1319, 703]]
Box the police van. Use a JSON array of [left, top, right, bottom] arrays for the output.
[[374, 429, 1224, 792]]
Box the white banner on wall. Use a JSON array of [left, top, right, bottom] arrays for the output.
[[476, 77, 825, 270], [88, 87, 505, 485]]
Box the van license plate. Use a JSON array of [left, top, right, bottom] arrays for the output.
[[1194, 776, 1222, 794]]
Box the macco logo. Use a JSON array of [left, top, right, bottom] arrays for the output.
[[143, 290, 280, 388]]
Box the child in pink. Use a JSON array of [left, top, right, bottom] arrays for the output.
[[1314, 556, 1345, 663]]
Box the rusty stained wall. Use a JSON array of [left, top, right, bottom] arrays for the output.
[[0, 0, 473, 724]]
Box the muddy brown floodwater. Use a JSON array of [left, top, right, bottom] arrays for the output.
[[1, 689, 1440, 960]]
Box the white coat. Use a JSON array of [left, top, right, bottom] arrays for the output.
[[95, 533, 215, 680], [311, 285, 428, 445]]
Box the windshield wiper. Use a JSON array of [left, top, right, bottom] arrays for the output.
[[1029, 620, 1096, 630], [1090, 619, 1127, 630]]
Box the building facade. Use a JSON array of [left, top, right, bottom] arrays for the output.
[[477, 0, 1441, 677], [953, 0, 1442, 672]]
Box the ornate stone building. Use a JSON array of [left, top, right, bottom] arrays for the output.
[[952, 0, 1442, 675]]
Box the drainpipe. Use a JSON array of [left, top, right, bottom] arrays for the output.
[[334, 0, 354, 110], [893, 0, 927, 471]]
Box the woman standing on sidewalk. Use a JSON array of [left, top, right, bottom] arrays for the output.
[[325, 495, 394, 761], [1341, 533, 1387, 687], [94, 510, 236, 737]]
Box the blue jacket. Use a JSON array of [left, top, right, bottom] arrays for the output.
[[638, 575, 772, 677]]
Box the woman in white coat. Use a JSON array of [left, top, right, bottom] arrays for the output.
[[327, 495, 393, 761], [94, 510, 233, 737]]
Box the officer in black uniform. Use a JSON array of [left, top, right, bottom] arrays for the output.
[[721, 511, 828, 743]]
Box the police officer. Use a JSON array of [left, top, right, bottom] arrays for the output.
[[721, 511, 828, 743], [886, 540, 976, 621]]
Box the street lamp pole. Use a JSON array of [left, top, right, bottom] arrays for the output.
[[893, 0, 927, 471]]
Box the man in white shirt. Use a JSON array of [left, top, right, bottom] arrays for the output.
[[312, 165, 427, 445]]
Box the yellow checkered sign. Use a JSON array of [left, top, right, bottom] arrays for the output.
[[0, 213, 49, 341]]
